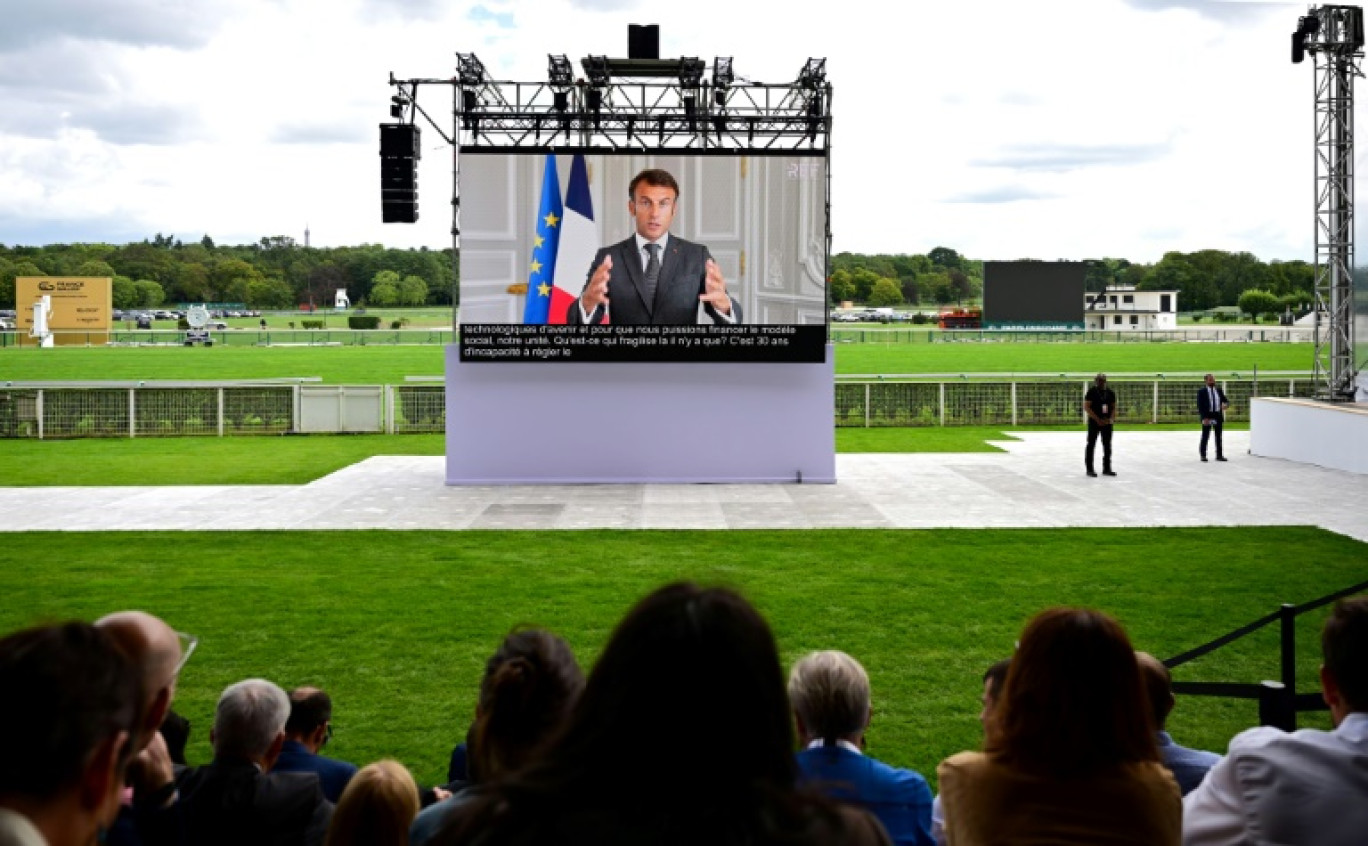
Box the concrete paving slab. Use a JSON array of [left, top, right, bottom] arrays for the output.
[[0, 432, 1365, 543]]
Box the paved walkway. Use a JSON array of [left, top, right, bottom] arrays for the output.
[[3, 431, 1365, 541]]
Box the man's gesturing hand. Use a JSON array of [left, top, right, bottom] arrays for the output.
[[581, 255, 612, 313], [699, 258, 731, 314]]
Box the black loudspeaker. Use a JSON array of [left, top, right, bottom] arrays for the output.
[[379, 124, 420, 223], [628, 24, 659, 60]]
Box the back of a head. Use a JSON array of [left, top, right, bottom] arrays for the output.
[[325, 760, 419, 846], [988, 607, 1157, 777], [788, 651, 870, 743], [94, 610, 181, 740], [0, 622, 137, 802], [1135, 652, 1174, 731], [1323, 597, 1368, 713], [214, 679, 290, 762], [472, 629, 584, 780], [286, 687, 333, 738], [532, 583, 795, 801]]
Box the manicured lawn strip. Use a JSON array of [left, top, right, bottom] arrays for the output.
[[1, 527, 1359, 789], [834, 342, 1312, 375], [0, 435, 446, 485], [2, 343, 1312, 384]]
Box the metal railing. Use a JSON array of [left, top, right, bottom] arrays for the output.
[[1165, 580, 1368, 730], [0, 375, 1317, 438]]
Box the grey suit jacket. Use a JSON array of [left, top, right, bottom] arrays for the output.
[[566, 235, 742, 326]]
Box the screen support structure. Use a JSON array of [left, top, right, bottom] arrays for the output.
[[1295, 6, 1364, 400], [386, 52, 834, 314]]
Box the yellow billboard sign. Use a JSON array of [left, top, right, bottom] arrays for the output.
[[15, 277, 112, 346]]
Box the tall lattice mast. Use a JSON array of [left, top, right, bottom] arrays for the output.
[[1295, 5, 1364, 400]]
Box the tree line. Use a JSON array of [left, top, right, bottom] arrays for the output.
[[0, 234, 457, 311], [831, 247, 1320, 315]]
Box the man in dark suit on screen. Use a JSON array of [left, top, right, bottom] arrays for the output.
[[567, 168, 742, 325], [1197, 373, 1229, 462]]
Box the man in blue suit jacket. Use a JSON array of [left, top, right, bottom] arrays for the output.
[[567, 168, 741, 326], [272, 687, 357, 804], [1138, 652, 1221, 795], [1197, 373, 1230, 462], [789, 651, 934, 846]]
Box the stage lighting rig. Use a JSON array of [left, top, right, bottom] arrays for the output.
[[678, 57, 705, 88], [798, 58, 826, 90], [583, 55, 611, 87], [457, 53, 488, 86], [713, 57, 734, 89], [548, 54, 574, 88]]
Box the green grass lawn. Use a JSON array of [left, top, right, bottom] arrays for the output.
[[1, 528, 1360, 789], [1, 342, 1312, 384]]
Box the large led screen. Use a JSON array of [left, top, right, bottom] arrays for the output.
[[982, 261, 1086, 330], [458, 152, 828, 362]]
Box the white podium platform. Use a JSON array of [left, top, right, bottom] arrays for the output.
[[1250, 397, 1368, 475]]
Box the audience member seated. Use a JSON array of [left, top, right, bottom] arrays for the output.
[[176, 678, 333, 846], [1182, 596, 1368, 845], [159, 710, 191, 767], [428, 582, 892, 846], [937, 607, 1181, 845], [0, 622, 137, 846], [788, 650, 933, 846], [325, 760, 420, 846], [275, 687, 359, 803], [930, 658, 1009, 846], [95, 611, 187, 846], [410, 629, 583, 846], [1135, 652, 1220, 795]]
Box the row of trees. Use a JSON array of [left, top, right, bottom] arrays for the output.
[[830, 247, 1321, 313], [0, 234, 456, 310]]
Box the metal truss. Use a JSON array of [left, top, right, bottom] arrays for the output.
[[1299, 5, 1364, 400], [393, 53, 831, 153]]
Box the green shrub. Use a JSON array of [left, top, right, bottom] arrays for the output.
[[349, 315, 382, 330], [301, 320, 325, 330]]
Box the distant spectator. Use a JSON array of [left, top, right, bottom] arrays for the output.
[[1136, 652, 1220, 795], [930, 658, 1009, 846], [789, 650, 934, 846], [326, 760, 419, 846], [1183, 597, 1368, 845], [430, 582, 890, 846], [411, 629, 583, 846], [938, 608, 1180, 845], [177, 679, 333, 846], [159, 710, 191, 767], [0, 622, 137, 846], [275, 687, 358, 803]]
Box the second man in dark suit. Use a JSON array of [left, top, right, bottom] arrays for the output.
[[568, 168, 741, 325], [1197, 373, 1229, 462]]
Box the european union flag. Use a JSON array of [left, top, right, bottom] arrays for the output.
[[522, 154, 563, 324]]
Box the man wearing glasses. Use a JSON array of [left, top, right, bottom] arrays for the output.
[[273, 688, 357, 803], [568, 168, 742, 326]]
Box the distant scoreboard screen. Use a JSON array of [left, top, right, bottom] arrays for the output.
[[982, 261, 1085, 330], [457, 152, 829, 362]]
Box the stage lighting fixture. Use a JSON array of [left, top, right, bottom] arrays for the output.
[[389, 95, 407, 120], [457, 53, 487, 86], [806, 94, 823, 142], [798, 57, 826, 90], [679, 57, 705, 88], [460, 90, 480, 133], [1293, 14, 1319, 63], [583, 55, 610, 87], [682, 93, 698, 133], [586, 88, 603, 128], [553, 91, 570, 111], [713, 57, 734, 88], [548, 54, 574, 88]]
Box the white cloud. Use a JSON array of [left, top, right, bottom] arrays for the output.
[[0, 0, 1341, 262]]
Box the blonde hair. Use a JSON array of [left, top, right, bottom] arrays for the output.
[[325, 759, 420, 846], [787, 650, 870, 742]]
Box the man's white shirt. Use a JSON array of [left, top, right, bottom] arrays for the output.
[[1182, 711, 1368, 845]]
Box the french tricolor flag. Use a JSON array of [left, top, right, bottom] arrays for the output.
[[548, 154, 598, 324]]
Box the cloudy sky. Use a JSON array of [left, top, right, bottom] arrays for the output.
[[0, 0, 1341, 263]]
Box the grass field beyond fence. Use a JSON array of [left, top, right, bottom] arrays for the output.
[[1, 528, 1360, 789], [1, 343, 1314, 384]]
